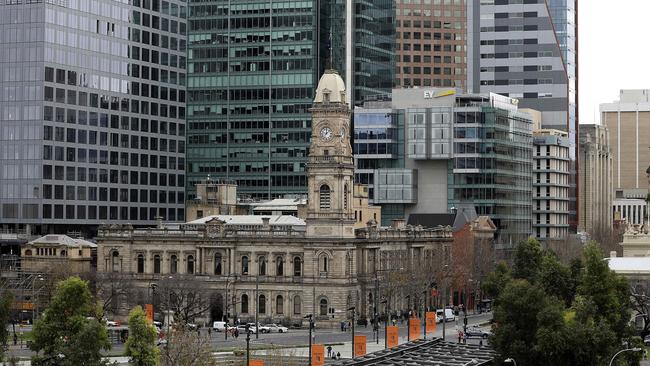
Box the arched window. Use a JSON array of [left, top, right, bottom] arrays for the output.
[[187, 255, 194, 274], [276, 256, 284, 276], [60, 250, 67, 257], [24, 249, 32, 256], [258, 295, 266, 314], [344, 184, 348, 210], [276, 296, 284, 314], [293, 296, 301, 315], [242, 256, 249, 275], [214, 253, 222, 275], [319, 184, 331, 209], [137, 254, 145, 273], [154, 255, 161, 274], [293, 256, 302, 277], [111, 251, 120, 272], [170, 255, 178, 274], [320, 254, 328, 273], [319, 298, 328, 316], [258, 256, 266, 276], [241, 294, 249, 314]]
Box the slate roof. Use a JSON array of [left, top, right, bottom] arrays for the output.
[[330, 339, 495, 366]]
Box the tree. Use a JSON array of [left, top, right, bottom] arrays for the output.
[[161, 325, 213, 366], [125, 306, 160, 366], [95, 272, 137, 318], [30, 276, 110, 366], [512, 237, 543, 282], [481, 261, 510, 300], [156, 276, 213, 325], [0, 289, 13, 361]]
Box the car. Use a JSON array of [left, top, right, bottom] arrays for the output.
[[257, 324, 271, 333], [464, 326, 490, 339], [263, 324, 289, 333], [153, 321, 163, 330], [106, 320, 119, 327], [644, 335, 650, 346], [212, 321, 227, 332], [237, 324, 257, 334], [436, 309, 456, 323], [156, 339, 167, 347]]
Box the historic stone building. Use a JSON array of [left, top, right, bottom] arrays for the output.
[[97, 71, 453, 325]]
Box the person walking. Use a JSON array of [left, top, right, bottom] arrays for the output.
[[327, 345, 333, 358]]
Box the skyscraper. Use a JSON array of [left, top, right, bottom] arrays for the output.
[[0, 0, 187, 235], [186, 0, 394, 200], [469, 0, 578, 230]]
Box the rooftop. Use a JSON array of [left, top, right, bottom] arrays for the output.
[[184, 215, 305, 227], [28, 235, 97, 248], [607, 257, 650, 274]]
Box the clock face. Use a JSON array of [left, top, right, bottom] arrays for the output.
[[320, 127, 333, 141]]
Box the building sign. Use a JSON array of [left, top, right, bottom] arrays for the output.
[[425, 312, 437, 333], [354, 335, 367, 357], [145, 304, 154, 322], [387, 326, 399, 348], [423, 89, 456, 99], [312, 344, 325, 366], [250, 360, 264, 366], [409, 317, 421, 340]]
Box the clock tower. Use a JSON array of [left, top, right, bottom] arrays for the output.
[[306, 70, 356, 238]]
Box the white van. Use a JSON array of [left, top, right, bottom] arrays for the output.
[[436, 309, 456, 323], [212, 321, 227, 332]]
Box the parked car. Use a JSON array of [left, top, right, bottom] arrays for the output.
[[263, 324, 289, 333], [257, 324, 271, 333], [436, 309, 456, 323], [644, 335, 650, 346], [464, 326, 490, 339], [238, 324, 257, 334], [213, 321, 227, 332], [106, 320, 119, 327]]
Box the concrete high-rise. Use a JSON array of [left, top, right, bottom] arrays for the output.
[[186, 0, 395, 200], [0, 0, 188, 235], [469, 0, 578, 230], [578, 124, 612, 235], [395, 0, 467, 89]]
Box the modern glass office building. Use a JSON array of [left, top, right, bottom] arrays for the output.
[[354, 89, 533, 245], [0, 0, 187, 234], [186, 0, 394, 200]]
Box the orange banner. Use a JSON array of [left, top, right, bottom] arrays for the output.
[[354, 335, 367, 357], [250, 360, 264, 366], [145, 304, 154, 322], [312, 344, 325, 366], [386, 326, 399, 348], [409, 317, 421, 341], [425, 312, 437, 333]]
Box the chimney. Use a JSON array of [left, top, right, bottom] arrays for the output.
[[610, 251, 617, 258], [391, 219, 405, 229], [261, 217, 271, 229], [155, 216, 164, 229]]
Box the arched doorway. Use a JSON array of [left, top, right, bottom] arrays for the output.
[[210, 293, 224, 323]]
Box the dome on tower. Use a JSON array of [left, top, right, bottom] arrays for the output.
[[314, 69, 347, 104]]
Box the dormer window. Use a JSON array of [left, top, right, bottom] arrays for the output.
[[323, 91, 331, 102]]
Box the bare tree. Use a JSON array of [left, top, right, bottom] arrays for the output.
[[95, 272, 137, 318], [630, 281, 650, 337], [156, 275, 212, 325], [162, 325, 214, 366]]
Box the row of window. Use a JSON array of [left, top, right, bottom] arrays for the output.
[[43, 205, 184, 221], [43, 165, 184, 187], [44, 129, 184, 154], [44, 146, 185, 170], [42, 185, 184, 204]]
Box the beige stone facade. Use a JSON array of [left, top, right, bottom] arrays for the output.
[[578, 124, 613, 235], [96, 71, 452, 326], [21, 235, 96, 274]]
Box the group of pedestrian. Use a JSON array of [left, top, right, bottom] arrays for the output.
[[326, 345, 341, 360], [339, 321, 352, 332]]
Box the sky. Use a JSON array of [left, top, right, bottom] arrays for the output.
[[579, 1, 650, 124]]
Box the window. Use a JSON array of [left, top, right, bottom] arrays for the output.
[[319, 185, 331, 209], [137, 254, 145, 273], [241, 294, 249, 313], [258, 295, 266, 314], [170, 255, 178, 274], [242, 256, 249, 275], [276, 256, 284, 276], [276, 296, 284, 314], [154, 255, 161, 274], [344, 184, 348, 210], [25, 250, 32, 256], [293, 256, 302, 276], [319, 298, 328, 316], [111, 251, 120, 272], [187, 255, 194, 274], [320, 254, 328, 273], [214, 253, 222, 275], [60, 250, 67, 257], [258, 256, 266, 276], [293, 296, 301, 315]]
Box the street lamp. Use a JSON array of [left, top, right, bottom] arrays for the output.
[[166, 276, 173, 337], [304, 314, 313, 365], [348, 306, 356, 358], [504, 358, 517, 366], [609, 348, 642, 366], [245, 324, 252, 366], [380, 299, 388, 349]]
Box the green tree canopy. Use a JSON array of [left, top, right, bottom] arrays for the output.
[[125, 306, 160, 366], [0, 289, 13, 361], [30, 276, 110, 366]]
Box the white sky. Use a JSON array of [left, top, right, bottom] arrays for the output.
[[579, 1, 650, 124]]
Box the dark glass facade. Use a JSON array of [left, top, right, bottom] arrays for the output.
[[187, 0, 395, 200]]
